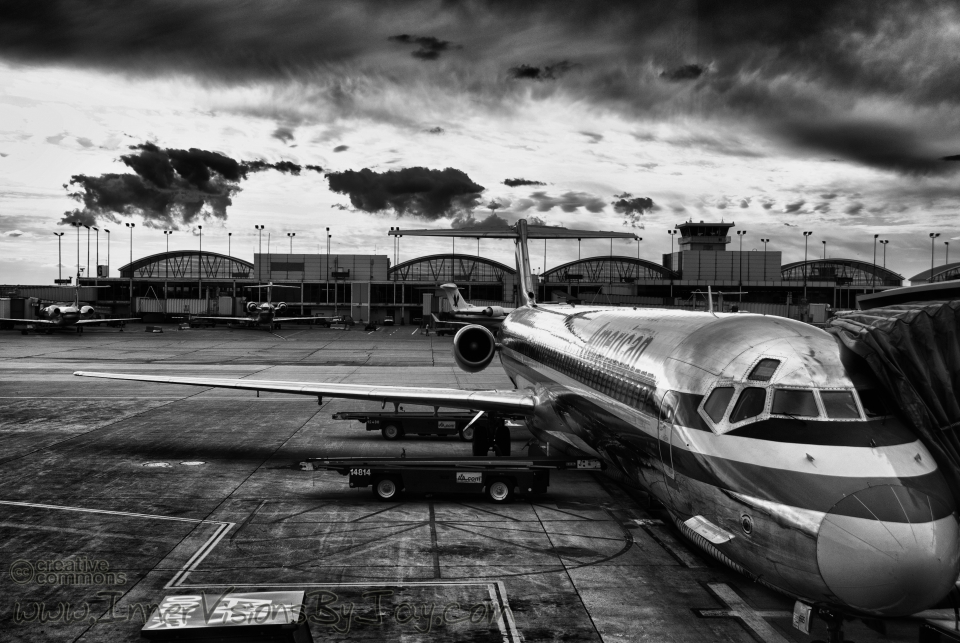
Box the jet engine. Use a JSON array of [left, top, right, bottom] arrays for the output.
[[46, 306, 61, 316], [247, 301, 259, 313], [483, 306, 506, 317], [79, 305, 95, 316], [452, 324, 497, 373], [275, 302, 287, 313]]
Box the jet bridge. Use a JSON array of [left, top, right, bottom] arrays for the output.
[[828, 300, 960, 508]]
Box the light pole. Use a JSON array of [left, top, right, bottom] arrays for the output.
[[578, 238, 581, 260], [72, 222, 82, 283], [255, 225, 265, 293], [737, 230, 747, 304], [125, 222, 135, 305], [325, 227, 330, 303], [802, 231, 813, 301], [287, 232, 295, 253], [872, 234, 879, 292], [667, 229, 677, 299], [761, 238, 770, 281], [93, 227, 99, 284], [198, 225, 203, 300], [879, 239, 889, 268], [228, 232, 232, 257], [637, 237, 643, 259], [822, 240, 826, 260], [163, 231, 173, 278], [105, 229, 110, 278], [84, 224, 91, 282], [53, 232, 64, 283], [946, 241, 950, 266], [930, 233, 940, 275]]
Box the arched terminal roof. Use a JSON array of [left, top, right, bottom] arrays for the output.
[[542, 256, 678, 282], [388, 253, 515, 282], [119, 251, 254, 279], [781, 258, 903, 287], [909, 261, 960, 284]]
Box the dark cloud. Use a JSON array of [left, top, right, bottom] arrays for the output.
[[581, 131, 603, 144], [660, 64, 705, 82], [507, 61, 578, 81], [326, 166, 485, 219], [777, 119, 960, 176], [739, 198, 750, 208], [503, 178, 546, 187], [426, 127, 444, 134], [783, 200, 805, 213], [451, 212, 511, 230], [612, 196, 654, 227], [820, 193, 838, 199], [943, 155, 960, 161], [388, 34, 458, 60], [272, 126, 294, 143], [333, 145, 348, 152], [305, 164, 323, 172], [59, 143, 313, 228], [515, 191, 606, 213], [845, 202, 865, 215]]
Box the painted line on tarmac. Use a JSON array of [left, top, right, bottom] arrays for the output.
[[0, 500, 236, 591], [694, 583, 792, 643]]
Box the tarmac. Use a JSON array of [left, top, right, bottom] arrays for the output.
[[0, 322, 948, 642]]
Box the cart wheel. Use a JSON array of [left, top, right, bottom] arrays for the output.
[[487, 479, 513, 503], [459, 425, 475, 442], [381, 424, 403, 440], [373, 477, 400, 500], [494, 425, 511, 457]]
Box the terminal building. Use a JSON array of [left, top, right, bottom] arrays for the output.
[[3, 221, 917, 324]]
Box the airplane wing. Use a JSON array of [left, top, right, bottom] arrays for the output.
[[0, 318, 59, 325], [73, 371, 536, 415], [273, 317, 315, 322], [75, 318, 139, 325], [191, 316, 255, 323]]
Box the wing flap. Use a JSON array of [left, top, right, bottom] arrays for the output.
[[73, 371, 535, 415], [75, 318, 139, 325]]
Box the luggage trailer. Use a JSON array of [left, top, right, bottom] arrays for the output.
[[331, 410, 507, 442], [300, 456, 605, 503]]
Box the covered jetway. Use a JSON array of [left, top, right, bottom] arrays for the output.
[[828, 301, 960, 507]]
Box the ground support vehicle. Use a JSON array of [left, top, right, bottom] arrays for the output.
[[300, 455, 605, 503], [331, 410, 505, 442]]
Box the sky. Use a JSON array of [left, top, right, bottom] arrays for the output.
[[1, 0, 959, 285]]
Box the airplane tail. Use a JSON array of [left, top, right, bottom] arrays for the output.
[[388, 220, 637, 309], [439, 284, 471, 311]]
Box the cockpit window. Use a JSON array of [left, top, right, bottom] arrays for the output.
[[729, 387, 767, 423], [703, 387, 735, 423], [771, 389, 819, 417], [748, 359, 780, 382], [820, 390, 861, 419], [856, 389, 889, 418]]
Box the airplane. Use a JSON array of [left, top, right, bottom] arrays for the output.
[[75, 220, 959, 636], [438, 283, 514, 327], [192, 282, 314, 331], [2, 285, 137, 333]]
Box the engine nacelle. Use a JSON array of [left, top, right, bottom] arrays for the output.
[[275, 302, 287, 313], [46, 306, 61, 316], [247, 301, 259, 313], [80, 305, 95, 316], [483, 306, 506, 318], [452, 324, 497, 373]]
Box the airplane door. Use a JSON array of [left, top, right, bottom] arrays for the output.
[[657, 390, 680, 488]]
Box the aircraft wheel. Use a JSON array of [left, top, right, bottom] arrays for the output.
[[486, 479, 514, 504], [494, 424, 511, 457], [381, 424, 403, 440], [459, 425, 475, 442], [373, 477, 401, 501]]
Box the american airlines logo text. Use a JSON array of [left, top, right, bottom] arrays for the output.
[[456, 472, 482, 484], [589, 324, 654, 365]]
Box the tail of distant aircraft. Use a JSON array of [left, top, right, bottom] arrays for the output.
[[439, 284, 472, 311], [388, 220, 636, 309]]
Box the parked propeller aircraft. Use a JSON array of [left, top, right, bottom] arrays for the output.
[[2, 285, 136, 333], [193, 282, 310, 330], [76, 220, 959, 637], [439, 283, 514, 327]]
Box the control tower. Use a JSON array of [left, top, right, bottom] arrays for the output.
[[676, 221, 734, 252], [664, 221, 781, 283]]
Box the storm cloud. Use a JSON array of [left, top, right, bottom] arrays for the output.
[[60, 143, 318, 228], [326, 167, 485, 219], [388, 34, 458, 60], [507, 61, 578, 81], [612, 196, 654, 227], [515, 191, 606, 214], [503, 178, 546, 187]]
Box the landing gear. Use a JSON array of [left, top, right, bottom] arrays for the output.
[[381, 423, 404, 440], [814, 609, 849, 643], [471, 416, 510, 457]]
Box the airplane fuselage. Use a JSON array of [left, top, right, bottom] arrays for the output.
[[496, 303, 959, 618]]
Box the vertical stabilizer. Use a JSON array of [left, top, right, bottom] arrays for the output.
[[439, 284, 470, 311], [515, 219, 536, 306]]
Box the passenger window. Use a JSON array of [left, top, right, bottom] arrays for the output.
[[821, 391, 861, 419], [703, 387, 735, 423], [772, 389, 819, 417], [856, 389, 889, 418], [748, 359, 781, 382], [729, 387, 766, 423]]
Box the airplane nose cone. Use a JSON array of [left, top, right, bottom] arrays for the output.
[[816, 484, 959, 616]]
